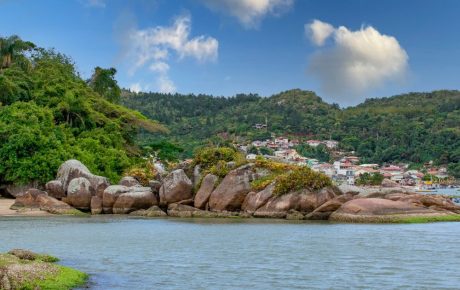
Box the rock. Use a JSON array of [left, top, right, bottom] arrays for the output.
[[241, 183, 275, 214], [90, 196, 102, 215], [119, 176, 140, 187], [417, 195, 460, 213], [56, 159, 110, 197], [329, 198, 449, 223], [254, 192, 301, 218], [159, 169, 193, 206], [194, 174, 218, 209], [112, 187, 156, 214], [381, 178, 399, 188], [193, 165, 201, 189], [11, 189, 80, 215], [148, 180, 162, 194], [286, 210, 304, 220], [5, 182, 40, 198], [305, 194, 354, 220], [167, 203, 234, 218], [102, 185, 130, 213], [45, 180, 65, 199], [208, 164, 255, 212], [130, 205, 167, 217], [8, 249, 38, 261], [66, 177, 93, 211]]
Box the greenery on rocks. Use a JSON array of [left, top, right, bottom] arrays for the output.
[[0, 35, 166, 186], [192, 146, 246, 178], [355, 172, 385, 186], [123, 161, 158, 186], [273, 167, 332, 196], [123, 89, 460, 177]]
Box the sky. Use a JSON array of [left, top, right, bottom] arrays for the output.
[[1, 0, 460, 106]]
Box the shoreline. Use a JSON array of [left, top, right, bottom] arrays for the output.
[[0, 198, 52, 217]]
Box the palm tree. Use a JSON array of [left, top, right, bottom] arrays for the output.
[[0, 35, 36, 70]]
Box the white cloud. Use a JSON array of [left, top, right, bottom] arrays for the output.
[[306, 20, 409, 103], [129, 83, 142, 93], [122, 14, 218, 93], [306, 19, 334, 46], [202, 0, 293, 28]]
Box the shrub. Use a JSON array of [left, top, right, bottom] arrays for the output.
[[123, 161, 157, 186], [273, 167, 332, 196]]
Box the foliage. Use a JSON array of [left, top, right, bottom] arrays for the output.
[[355, 172, 384, 186], [142, 140, 184, 163], [295, 144, 331, 162], [88, 66, 121, 103], [273, 167, 332, 196], [254, 157, 298, 173], [193, 146, 244, 170], [0, 36, 166, 185], [123, 161, 157, 186], [250, 174, 276, 191]]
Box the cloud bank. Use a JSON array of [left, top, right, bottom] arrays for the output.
[[202, 0, 293, 28], [306, 20, 409, 102], [122, 14, 218, 93]]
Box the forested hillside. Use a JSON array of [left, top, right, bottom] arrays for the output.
[[122, 90, 460, 177], [0, 35, 166, 186]]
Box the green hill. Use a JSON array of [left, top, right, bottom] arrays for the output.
[[122, 90, 460, 177]]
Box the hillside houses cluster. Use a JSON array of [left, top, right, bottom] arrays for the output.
[[241, 137, 450, 186]]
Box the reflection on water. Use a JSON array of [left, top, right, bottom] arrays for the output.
[[1, 216, 459, 290]]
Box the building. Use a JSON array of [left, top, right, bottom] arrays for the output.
[[324, 140, 339, 149], [306, 140, 322, 147]]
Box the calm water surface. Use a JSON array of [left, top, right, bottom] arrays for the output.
[[0, 216, 459, 289]]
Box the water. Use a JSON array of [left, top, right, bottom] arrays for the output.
[[1, 216, 460, 290]]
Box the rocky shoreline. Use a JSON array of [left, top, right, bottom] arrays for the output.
[[2, 159, 460, 223]]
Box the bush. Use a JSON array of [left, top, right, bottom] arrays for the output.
[[123, 161, 157, 186], [273, 167, 332, 196], [355, 172, 384, 186]]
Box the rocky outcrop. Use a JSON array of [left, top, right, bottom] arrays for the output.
[[112, 187, 156, 214], [45, 180, 65, 199], [65, 177, 93, 211], [159, 169, 193, 206], [194, 174, 218, 209], [119, 176, 140, 187], [253, 192, 301, 218], [10, 189, 80, 215], [241, 183, 275, 214], [329, 198, 451, 222], [130, 205, 167, 217], [149, 180, 162, 194], [90, 196, 102, 215], [167, 203, 238, 218], [54, 159, 110, 198], [208, 165, 255, 212], [102, 185, 130, 213], [305, 194, 355, 220], [5, 182, 40, 198], [381, 178, 399, 188]]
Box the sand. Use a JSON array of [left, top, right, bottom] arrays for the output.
[[0, 198, 51, 217]]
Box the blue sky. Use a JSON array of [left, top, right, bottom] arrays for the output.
[[1, 0, 459, 105]]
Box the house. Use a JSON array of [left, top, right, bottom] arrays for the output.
[[312, 163, 336, 177], [324, 140, 339, 149], [253, 123, 267, 129], [251, 140, 266, 147], [246, 154, 257, 161], [306, 140, 322, 147], [274, 149, 302, 160]]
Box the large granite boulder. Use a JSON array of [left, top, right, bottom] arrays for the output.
[[130, 205, 167, 217], [91, 196, 102, 215], [253, 192, 301, 218], [4, 182, 40, 198], [329, 198, 449, 222], [167, 203, 235, 218], [112, 187, 156, 214], [65, 177, 93, 211], [208, 165, 255, 212], [381, 178, 399, 188], [194, 174, 218, 209], [159, 169, 193, 206], [11, 189, 79, 215], [119, 176, 140, 187], [102, 185, 130, 213], [45, 180, 65, 199], [55, 160, 110, 197], [241, 183, 275, 214], [305, 194, 355, 220]]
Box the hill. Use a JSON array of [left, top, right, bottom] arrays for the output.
[[122, 90, 460, 177]]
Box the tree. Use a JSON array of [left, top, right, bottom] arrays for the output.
[[88, 67, 121, 103], [0, 35, 35, 70]]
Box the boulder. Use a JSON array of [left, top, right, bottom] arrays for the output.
[[102, 185, 130, 213], [159, 169, 193, 206], [91, 196, 102, 215], [305, 194, 354, 220], [112, 187, 156, 214], [329, 198, 449, 223], [55, 159, 110, 197], [417, 195, 460, 213], [45, 180, 65, 199], [130, 205, 167, 217], [167, 203, 234, 218], [193, 165, 202, 189], [194, 174, 218, 209], [286, 210, 304, 220], [5, 182, 40, 198], [148, 180, 162, 195], [11, 189, 79, 215], [66, 177, 93, 211], [119, 176, 140, 187], [253, 192, 301, 218], [381, 178, 399, 188], [241, 183, 275, 214], [208, 165, 255, 212]]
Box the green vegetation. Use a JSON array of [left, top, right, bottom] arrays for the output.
[[395, 214, 460, 224], [355, 172, 384, 186], [0, 35, 166, 186], [123, 89, 460, 178], [0, 251, 87, 289], [295, 144, 331, 162], [273, 166, 332, 196], [192, 146, 246, 178]]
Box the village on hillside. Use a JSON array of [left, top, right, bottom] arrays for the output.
[[237, 136, 454, 188]]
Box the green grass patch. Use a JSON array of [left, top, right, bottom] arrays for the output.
[[394, 214, 460, 224], [27, 264, 88, 290], [251, 174, 276, 191]]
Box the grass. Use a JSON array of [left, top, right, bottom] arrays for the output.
[[28, 265, 88, 290], [394, 214, 460, 224], [331, 213, 460, 224]]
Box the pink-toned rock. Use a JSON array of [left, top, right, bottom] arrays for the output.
[[381, 178, 399, 188], [11, 189, 78, 215], [194, 174, 218, 209], [159, 169, 193, 206], [102, 185, 130, 213], [241, 183, 274, 214], [112, 187, 156, 214], [208, 165, 255, 212], [253, 192, 302, 218], [66, 177, 93, 211], [45, 180, 65, 199], [305, 194, 354, 220], [119, 176, 140, 187], [91, 196, 102, 215]]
